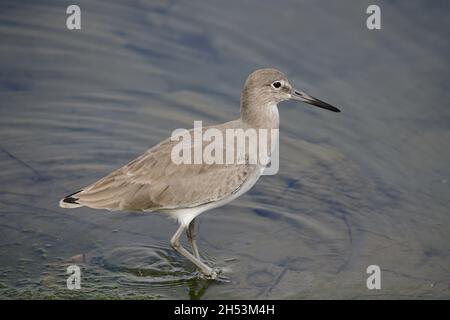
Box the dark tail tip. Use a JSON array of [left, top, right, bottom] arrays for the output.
[[62, 196, 80, 204], [59, 190, 83, 208]]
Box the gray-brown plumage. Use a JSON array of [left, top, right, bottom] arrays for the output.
[[59, 68, 340, 279], [60, 121, 256, 213]]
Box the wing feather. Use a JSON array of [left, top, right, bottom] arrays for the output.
[[67, 121, 257, 211]]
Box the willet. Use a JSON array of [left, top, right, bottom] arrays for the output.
[[59, 68, 340, 279]]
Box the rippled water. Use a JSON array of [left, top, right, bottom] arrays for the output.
[[1, 0, 449, 299]]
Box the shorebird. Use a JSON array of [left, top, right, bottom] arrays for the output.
[[59, 68, 340, 279]]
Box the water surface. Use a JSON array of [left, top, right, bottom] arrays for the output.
[[0, 0, 449, 299]]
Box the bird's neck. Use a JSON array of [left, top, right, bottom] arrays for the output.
[[240, 101, 280, 129]]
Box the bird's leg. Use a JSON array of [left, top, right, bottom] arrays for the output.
[[170, 224, 217, 279], [186, 219, 201, 260]]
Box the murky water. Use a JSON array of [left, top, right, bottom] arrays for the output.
[[1, 0, 449, 299]]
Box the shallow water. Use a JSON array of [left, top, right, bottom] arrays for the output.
[[1, 0, 450, 299]]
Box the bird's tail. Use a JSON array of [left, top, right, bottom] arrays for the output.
[[59, 190, 84, 208]]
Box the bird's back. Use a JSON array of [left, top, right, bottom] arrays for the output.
[[59, 120, 261, 212]]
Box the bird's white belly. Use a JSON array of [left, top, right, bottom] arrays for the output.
[[165, 166, 264, 227]]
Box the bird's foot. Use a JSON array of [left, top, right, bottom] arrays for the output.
[[202, 267, 220, 280], [200, 267, 230, 282]]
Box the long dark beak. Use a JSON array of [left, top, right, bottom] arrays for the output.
[[291, 90, 340, 112]]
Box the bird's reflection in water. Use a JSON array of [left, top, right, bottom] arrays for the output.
[[188, 278, 211, 300], [60, 244, 224, 299]]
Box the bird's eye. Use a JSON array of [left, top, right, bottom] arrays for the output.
[[272, 81, 282, 89]]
